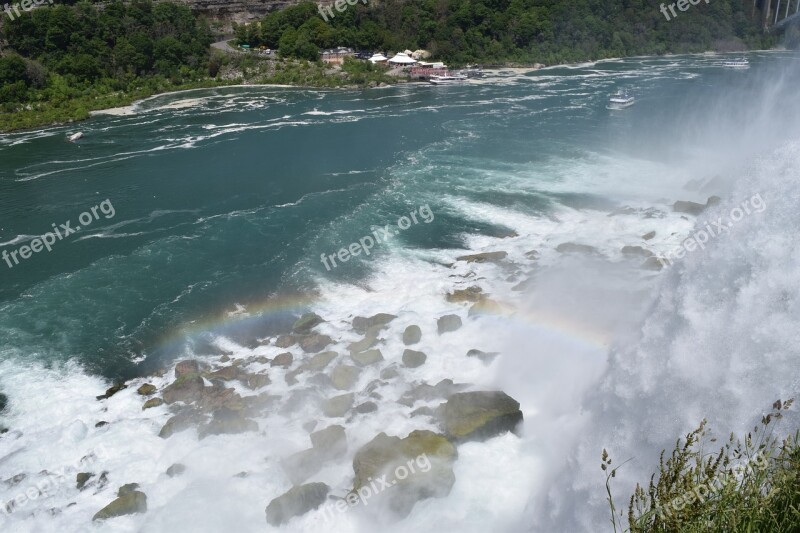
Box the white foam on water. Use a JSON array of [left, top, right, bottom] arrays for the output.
[[1, 55, 799, 533]]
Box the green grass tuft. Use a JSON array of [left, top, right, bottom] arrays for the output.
[[604, 399, 800, 533]]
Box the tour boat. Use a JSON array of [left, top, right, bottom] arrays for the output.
[[429, 73, 468, 84], [723, 58, 749, 69], [607, 90, 635, 110]]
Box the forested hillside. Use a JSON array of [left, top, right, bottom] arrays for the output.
[[236, 0, 773, 63], [0, 0, 779, 130], [0, 1, 213, 125]]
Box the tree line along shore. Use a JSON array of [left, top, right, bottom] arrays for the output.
[[0, 0, 783, 131]]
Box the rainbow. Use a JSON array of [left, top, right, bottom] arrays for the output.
[[152, 291, 611, 361]]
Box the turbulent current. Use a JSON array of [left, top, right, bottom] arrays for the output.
[[0, 52, 799, 532]]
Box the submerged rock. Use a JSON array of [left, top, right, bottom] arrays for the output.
[[351, 430, 457, 517], [441, 391, 523, 442], [355, 401, 378, 414], [555, 242, 599, 255], [673, 196, 720, 215], [351, 349, 384, 367], [398, 379, 465, 407], [455, 251, 507, 263], [93, 487, 147, 521], [275, 335, 297, 348], [76, 472, 93, 491], [142, 398, 164, 410], [204, 366, 243, 381], [380, 366, 400, 380], [162, 374, 205, 404], [323, 393, 354, 417], [136, 384, 156, 396], [175, 360, 202, 378], [402, 325, 422, 345], [265, 482, 329, 526], [402, 349, 427, 368], [159, 409, 205, 439], [0, 393, 7, 413], [437, 314, 462, 334], [445, 286, 483, 303], [166, 464, 186, 477], [466, 349, 499, 364], [285, 368, 303, 386], [198, 407, 258, 439], [243, 372, 270, 390], [304, 350, 338, 371], [299, 334, 333, 353], [348, 332, 379, 354], [642, 230, 656, 240], [331, 365, 361, 390], [310, 424, 347, 451], [292, 313, 324, 334], [352, 313, 396, 335], [96, 383, 126, 400], [282, 425, 347, 484], [468, 297, 510, 317], [621, 245, 653, 258], [271, 352, 294, 368]]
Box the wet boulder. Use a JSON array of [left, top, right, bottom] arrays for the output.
[[402, 325, 422, 345], [299, 334, 333, 353], [166, 464, 186, 477], [299, 352, 334, 374], [137, 384, 156, 396], [142, 398, 163, 410], [398, 379, 465, 407], [352, 313, 396, 335], [323, 393, 354, 417], [331, 365, 361, 390], [466, 349, 499, 364], [445, 286, 483, 303], [93, 485, 147, 521], [198, 407, 258, 439], [271, 352, 294, 368], [158, 409, 206, 439], [455, 251, 507, 263], [437, 314, 462, 334], [175, 360, 202, 378], [402, 349, 427, 368], [265, 482, 329, 526], [161, 373, 205, 405], [292, 313, 324, 334], [556, 242, 598, 255], [351, 349, 384, 367], [351, 430, 457, 517], [282, 426, 348, 484], [96, 383, 126, 400], [621, 245, 653, 258], [441, 391, 523, 442], [275, 335, 297, 348]]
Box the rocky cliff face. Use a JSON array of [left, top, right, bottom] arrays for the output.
[[162, 0, 302, 26]]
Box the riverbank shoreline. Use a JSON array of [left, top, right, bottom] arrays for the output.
[[0, 48, 783, 135]]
